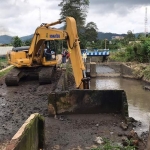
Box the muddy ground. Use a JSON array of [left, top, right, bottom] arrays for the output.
[[0, 70, 61, 149], [0, 68, 148, 150], [45, 114, 147, 150]]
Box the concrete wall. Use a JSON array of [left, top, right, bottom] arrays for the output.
[[6, 113, 45, 150], [0, 47, 13, 55], [91, 62, 135, 78], [48, 89, 129, 118]]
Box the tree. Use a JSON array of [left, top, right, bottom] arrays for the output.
[[137, 33, 145, 40], [24, 39, 32, 46], [12, 36, 22, 47], [125, 30, 135, 42], [58, 0, 89, 31], [84, 22, 98, 43]]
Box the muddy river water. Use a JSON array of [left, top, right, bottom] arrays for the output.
[[90, 65, 150, 135]]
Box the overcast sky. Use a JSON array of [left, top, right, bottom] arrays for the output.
[[0, 0, 150, 37]]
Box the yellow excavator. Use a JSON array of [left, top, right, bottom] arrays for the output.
[[5, 17, 89, 88]]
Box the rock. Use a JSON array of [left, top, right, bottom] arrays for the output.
[[129, 130, 139, 140], [126, 117, 137, 123], [94, 136, 103, 145], [59, 115, 65, 121], [120, 122, 128, 130], [130, 139, 139, 146], [118, 133, 123, 137], [95, 123, 99, 127], [122, 136, 128, 146], [53, 145, 60, 149]]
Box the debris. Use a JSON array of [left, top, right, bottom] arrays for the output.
[[120, 122, 128, 130], [94, 136, 104, 145], [95, 123, 99, 127]]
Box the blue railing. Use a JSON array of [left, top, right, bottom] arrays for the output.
[[81, 49, 110, 56]]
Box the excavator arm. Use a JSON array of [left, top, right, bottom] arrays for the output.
[[65, 17, 88, 89]]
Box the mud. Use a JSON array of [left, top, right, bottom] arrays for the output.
[[0, 66, 147, 150], [46, 114, 124, 150], [0, 70, 62, 149], [45, 114, 146, 150]]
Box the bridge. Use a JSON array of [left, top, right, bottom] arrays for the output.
[[81, 49, 110, 56]]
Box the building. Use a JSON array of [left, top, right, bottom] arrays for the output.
[[112, 36, 124, 40]]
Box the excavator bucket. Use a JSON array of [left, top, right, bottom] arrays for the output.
[[48, 70, 129, 118], [48, 90, 128, 118]]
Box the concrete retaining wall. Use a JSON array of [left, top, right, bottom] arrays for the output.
[[6, 113, 45, 150], [108, 63, 135, 78], [48, 89, 129, 118], [88, 62, 135, 78]]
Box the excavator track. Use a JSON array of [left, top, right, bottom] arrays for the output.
[[5, 67, 25, 86], [39, 66, 54, 84]]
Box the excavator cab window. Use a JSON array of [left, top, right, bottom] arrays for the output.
[[44, 40, 56, 61], [44, 41, 51, 61]]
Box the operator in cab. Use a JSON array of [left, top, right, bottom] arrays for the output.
[[44, 42, 51, 61]]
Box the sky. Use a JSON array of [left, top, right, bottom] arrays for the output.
[[0, 0, 150, 37]]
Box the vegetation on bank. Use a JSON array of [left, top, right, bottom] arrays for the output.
[[0, 57, 12, 77], [91, 138, 136, 150], [109, 33, 150, 82], [0, 57, 8, 70], [0, 67, 12, 77]]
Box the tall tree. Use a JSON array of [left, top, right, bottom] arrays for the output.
[[58, 0, 89, 30], [84, 22, 98, 43], [12, 36, 22, 47], [125, 30, 135, 42]]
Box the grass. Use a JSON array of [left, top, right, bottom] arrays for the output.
[[0, 57, 8, 69], [91, 138, 136, 150], [0, 67, 12, 77], [0, 57, 12, 77]]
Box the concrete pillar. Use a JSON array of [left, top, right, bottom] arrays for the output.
[[90, 62, 97, 77], [86, 57, 90, 63]]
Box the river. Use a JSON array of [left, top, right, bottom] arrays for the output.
[[90, 66, 150, 134]]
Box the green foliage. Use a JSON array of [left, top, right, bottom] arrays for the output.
[[124, 30, 135, 43], [24, 39, 32, 46], [0, 67, 12, 77], [91, 138, 136, 150], [124, 45, 135, 61], [142, 38, 150, 61], [12, 36, 22, 47], [0, 57, 8, 69], [110, 37, 150, 63], [142, 66, 150, 80], [84, 24, 98, 43], [109, 50, 127, 62], [59, 0, 89, 30]]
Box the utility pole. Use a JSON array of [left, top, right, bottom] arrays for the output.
[[145, 7, 148, 36], [105, 39, 106, 49]]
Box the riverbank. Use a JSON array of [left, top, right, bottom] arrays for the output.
[[96, 62, 150, 87]]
